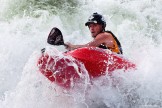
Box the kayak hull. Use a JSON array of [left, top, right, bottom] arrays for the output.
[[37, 47, 135, 88]]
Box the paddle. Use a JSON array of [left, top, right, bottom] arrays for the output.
[[41, 27, 67, 53], [47, 27, 65, 46]]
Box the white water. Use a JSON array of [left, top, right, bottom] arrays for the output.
[[0, 0, 162, 108]]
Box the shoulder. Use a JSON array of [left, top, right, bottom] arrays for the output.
[[96, 32, 113, 39]]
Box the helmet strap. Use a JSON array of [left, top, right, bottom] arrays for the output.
[[102, 25, 105, 32]]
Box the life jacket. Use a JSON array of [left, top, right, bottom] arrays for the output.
[[98, 31, 123, 54]]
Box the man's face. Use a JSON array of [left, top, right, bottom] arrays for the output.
[[88, 23, 103, 38]]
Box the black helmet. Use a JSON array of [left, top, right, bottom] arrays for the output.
[[85, 12, 106, 28]]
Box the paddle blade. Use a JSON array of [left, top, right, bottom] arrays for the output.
[[47, 27, 64, 45]]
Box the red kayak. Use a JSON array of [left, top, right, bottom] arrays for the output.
[[37, 47, 136, 88]]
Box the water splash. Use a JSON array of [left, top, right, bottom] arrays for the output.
[[0, 0, 162, 108]]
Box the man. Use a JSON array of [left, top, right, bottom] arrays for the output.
[[66, 12, 123, 54]]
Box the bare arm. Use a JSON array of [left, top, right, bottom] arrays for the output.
[[65, 33, 114, 50]]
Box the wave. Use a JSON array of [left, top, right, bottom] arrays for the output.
[[0, 0, 162, 108]]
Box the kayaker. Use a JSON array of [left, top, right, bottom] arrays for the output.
[[65, 12, 123, 54]]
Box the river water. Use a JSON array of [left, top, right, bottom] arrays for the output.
[[0, 0, 162, 108]]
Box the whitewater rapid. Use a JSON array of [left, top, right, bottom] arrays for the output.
[[0, 0, 162, 108]]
